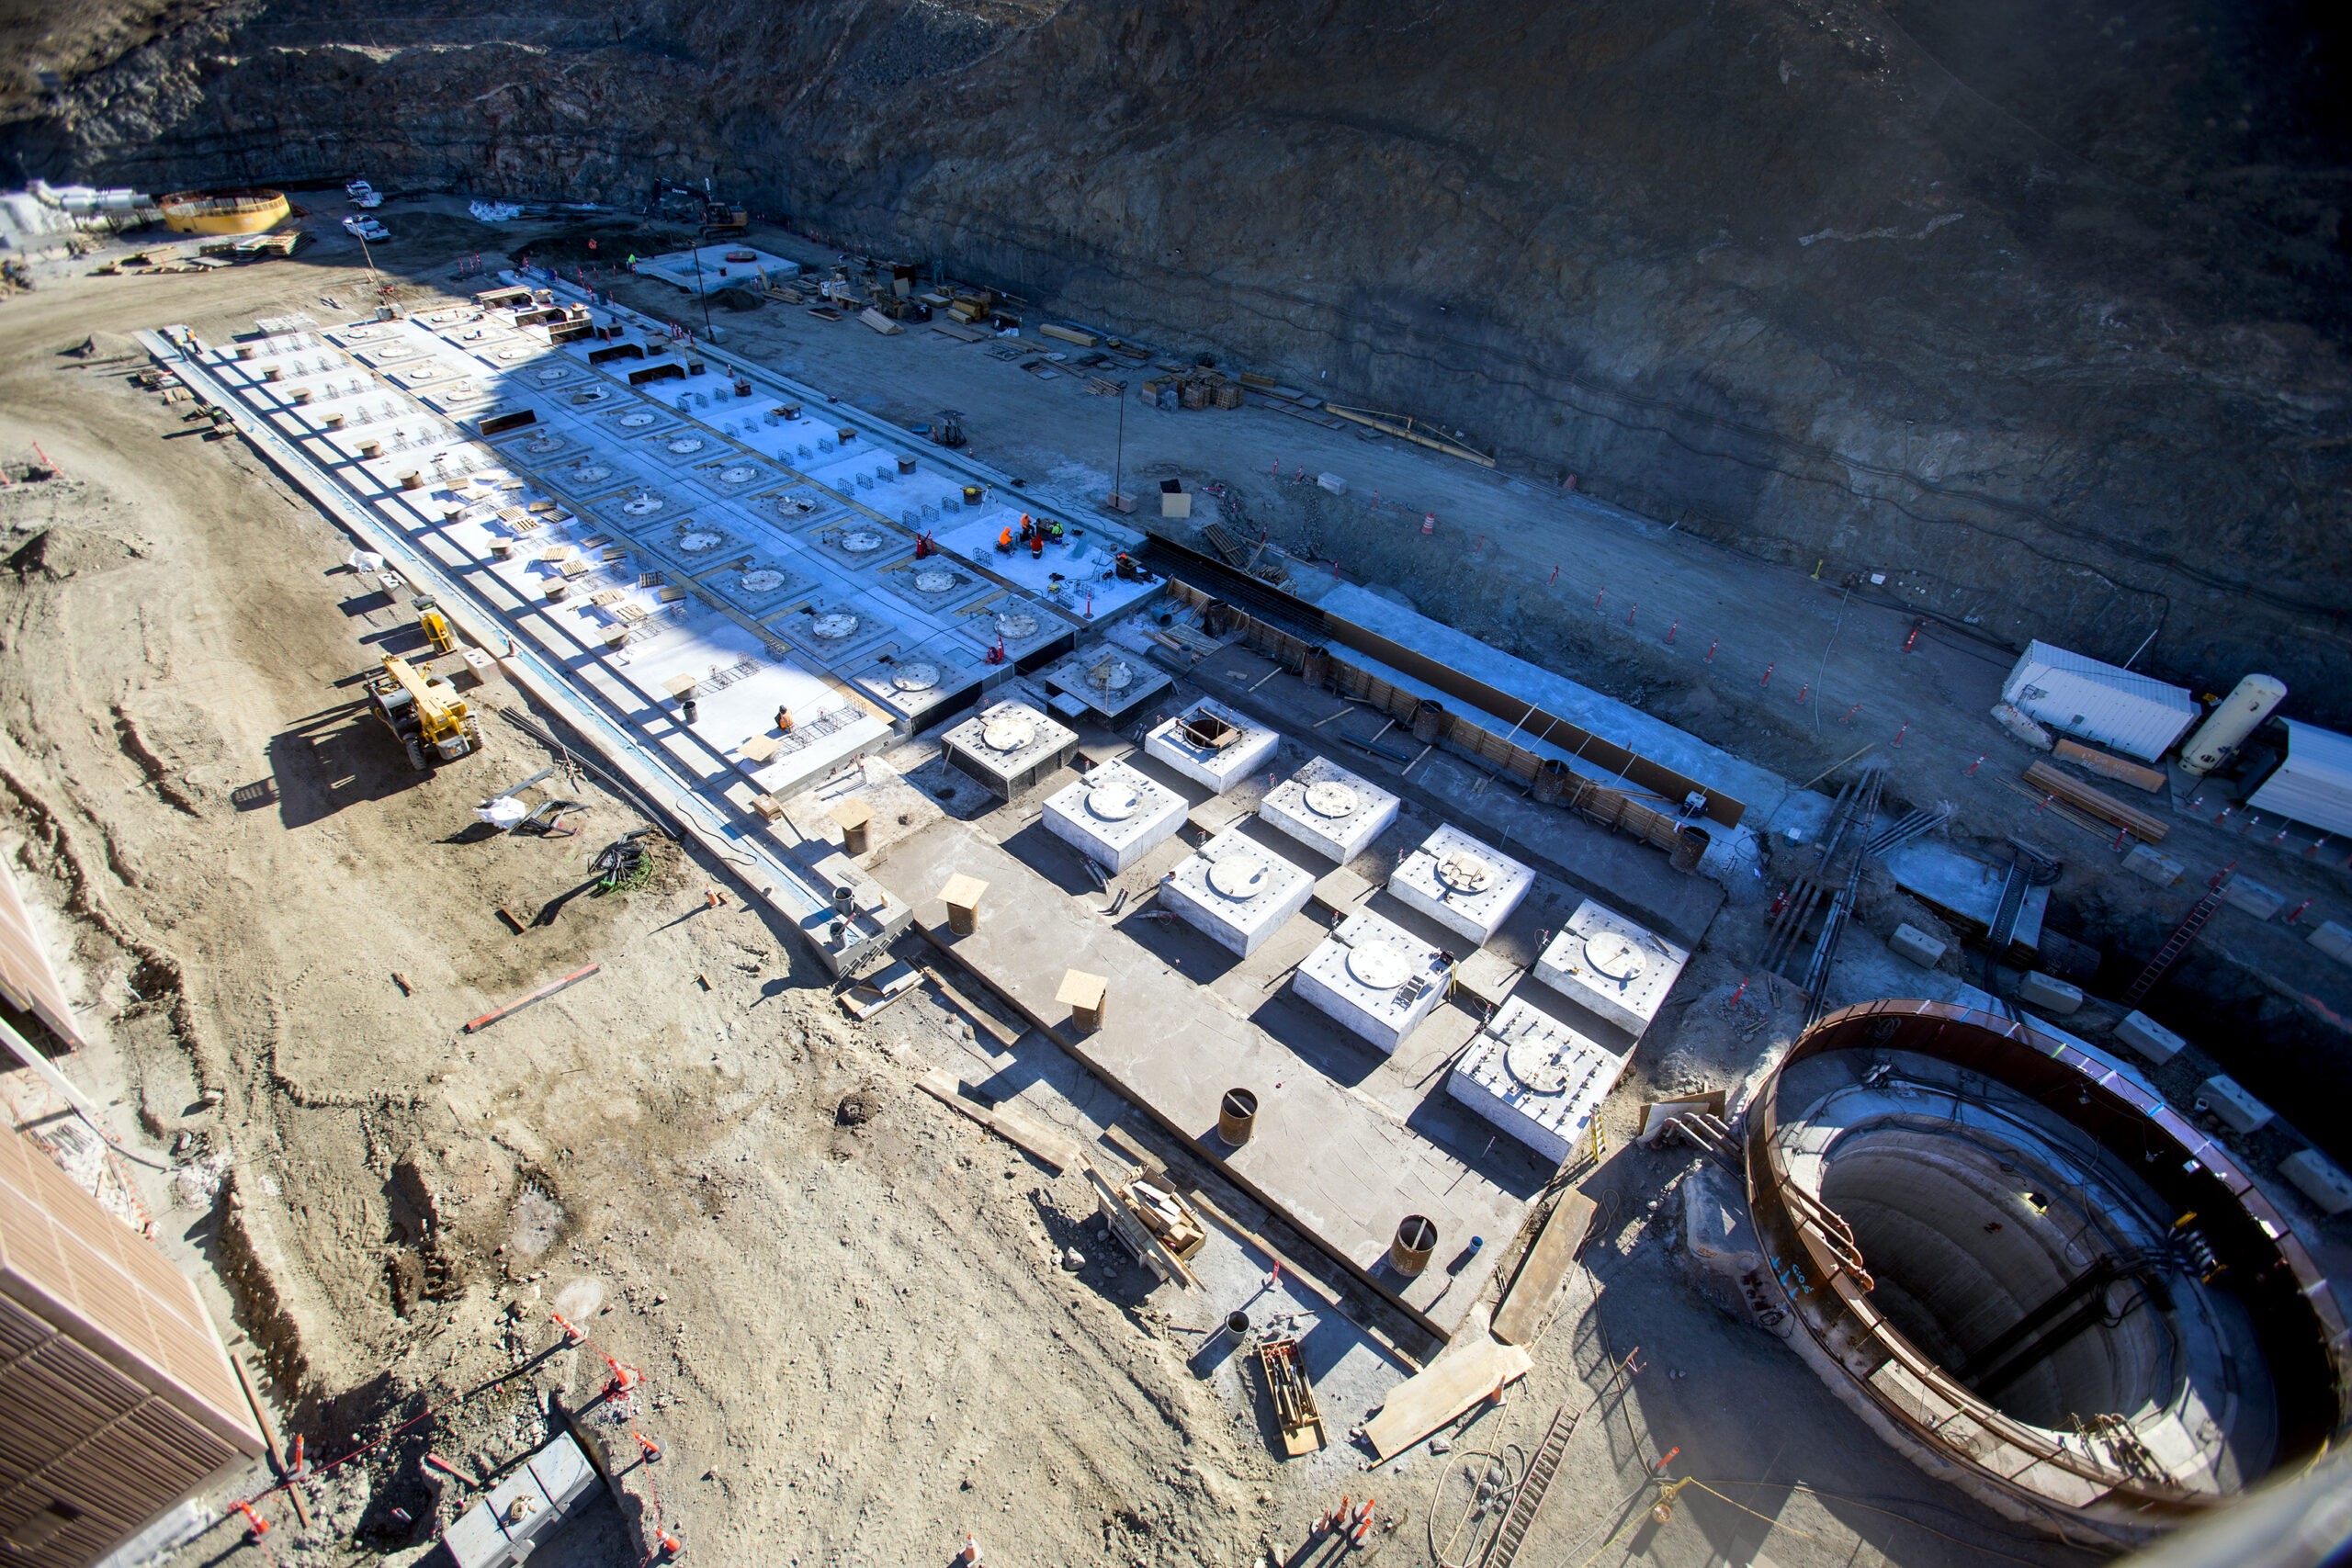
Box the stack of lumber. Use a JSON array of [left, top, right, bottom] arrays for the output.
[[2023, 761, 2169, 841]]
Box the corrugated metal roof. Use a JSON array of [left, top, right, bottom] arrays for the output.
[[2246, 719, 2352, 838], [2001, 641, 2197, 762], [2008, 640, 2195, 713]]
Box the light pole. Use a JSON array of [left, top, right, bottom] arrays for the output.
[[688, 241, 714, 340], [1111, 380, 1128, 513]]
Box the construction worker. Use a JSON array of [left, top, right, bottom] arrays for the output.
[[1045, 519, 1065, 545], [996, 525, 1015, 554], [1018, 513, 1036, 543], [1029, 531, 1045, 558], [775, 705, 794, 735]]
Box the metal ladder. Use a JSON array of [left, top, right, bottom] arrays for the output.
[[1481, 1403, 1577, 1568], [2122, 868, 2234, 1007]]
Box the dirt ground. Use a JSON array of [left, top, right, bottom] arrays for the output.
[[0, 203, 2272, 1568]]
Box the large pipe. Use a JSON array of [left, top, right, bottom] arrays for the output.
[[2179, 674, 2287, 775]]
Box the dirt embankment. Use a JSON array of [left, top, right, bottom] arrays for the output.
[[9, 0, 2351, 714]]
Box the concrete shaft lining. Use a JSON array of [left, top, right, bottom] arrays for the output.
[[1774, 1061, 2267, 1495], [1817, 1131, 2168, 1430], [1745, 1000, 2344, 1545]]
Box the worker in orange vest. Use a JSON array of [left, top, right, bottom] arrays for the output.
[[996, 525, 1014, 553], [1019, 513, 1036, 543]]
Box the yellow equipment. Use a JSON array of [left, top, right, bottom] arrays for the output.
[[413, 595, 456, 655], [367, 653, 482, 771]]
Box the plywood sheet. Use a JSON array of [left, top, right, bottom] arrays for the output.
[[1360, 1337, 1533, 1459]]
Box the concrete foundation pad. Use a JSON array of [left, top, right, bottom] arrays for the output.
[[1532, 898, 1690, 1039], [1159, 828, 1316, 958], [1293, 908, 1451, 1054], [1258, 754, 1399, 866], [2222, 877, 2287, 921], [1387, 823, 1532, 948], [869, 817, 1530, 1338], [1039, 760, 1186, 874], [942, 700, 1080, 800], [1146, 696, 1280, 795], [1447, 995, 1623, 1165]]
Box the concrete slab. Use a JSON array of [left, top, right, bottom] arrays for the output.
[[1532, 899, 1690, 1039], [1292, 908, 1451, 1053], [637, 243, 800, 295], [1039, 760, 1185, 874], [1147, 696, 1281, 795], [2222, 877, 2287, 921], [1259, 754, 1399, 866], [2125, 845, 2188, 889], [869, 816, 1533, 1338], [1447, 994, 1623, 1165], [1388, 823, 1533, 947], [1160, 826, 1317, 958], [1883, 840, 2048, 950]]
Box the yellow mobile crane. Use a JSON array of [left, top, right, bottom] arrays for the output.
[[367, 652, 482, 771]]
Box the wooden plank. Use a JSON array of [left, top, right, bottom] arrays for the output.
[[839, 959, 921, 1021], [1084, 1162, 1200, 1288], [2053, 738, 2166, 794], [915, 1070, 1082, 1173], [1322, 403, 1498, 467], [1491, 1191, 1597, 1346], [2023, 761, 2168, 841], [1360, 1337, 1533, 1460], [918, 960, 1024, 1045]]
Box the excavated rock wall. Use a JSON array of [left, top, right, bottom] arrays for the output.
[[8, 0, 2349, 715]]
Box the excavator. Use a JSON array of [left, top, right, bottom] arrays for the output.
[[365, 651, 482, 771]]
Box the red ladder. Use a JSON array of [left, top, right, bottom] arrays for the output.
[[2122, 863, 2234, 1008]]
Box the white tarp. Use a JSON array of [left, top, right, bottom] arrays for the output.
[[2000, 640, 2196, 762], [2246, 719, 2352, 838]]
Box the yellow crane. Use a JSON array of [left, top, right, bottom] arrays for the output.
[[366, 652, 481, 771]]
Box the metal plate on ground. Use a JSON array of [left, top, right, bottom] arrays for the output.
[[1306, 782, 1359, 818], [1585, 931, 1646, 981], [1347, 943, 1411, 989]]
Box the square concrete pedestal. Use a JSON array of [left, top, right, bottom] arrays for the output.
[[1533, 899, 1690, 1039], [1448, 997, 1623, 1165], [942, 700, 1080, 800], [1041, 761, 1185, 873], [1387, 824, 1533, 948], [1258, 755, 1398, 865], [1294, 908, 1451, 1053], [1145, 696, 1279, 795], [1159, 828, 1314, 957]]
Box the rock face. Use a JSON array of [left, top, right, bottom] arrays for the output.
[[7, 0, 2350, 712]]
